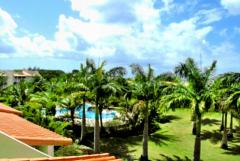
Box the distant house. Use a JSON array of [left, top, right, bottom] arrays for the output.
[[0, 70, 41, 86]]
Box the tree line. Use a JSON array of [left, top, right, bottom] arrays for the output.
[[0, 58, 239, 161]]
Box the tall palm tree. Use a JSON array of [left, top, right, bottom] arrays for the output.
[[88, 60, 120, 153], [225, 83, 240, 136], [161, 58, 216, 161], [97, 66, 125, 129], [130, 64, 161, 161], [74, 62, 93, 142], [213, 72, 240, 148]]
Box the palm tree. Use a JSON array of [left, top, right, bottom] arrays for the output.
[[97, 66, 125, 129], [55, 79, 84, 129], [5, 80, 31, 107], [213, 72, 240, 148], [61, 92, 82, 128], [130, 64, 161, 161], [161, 58, 216, 161], [88, 60, 120, 153], [74, 62, 93, 142], [30, 76, 47, 93], [225, 83, 240, 136], [30, 91, 58, 116], [0, 72, 7, 89], [117, 79, 142, 130]]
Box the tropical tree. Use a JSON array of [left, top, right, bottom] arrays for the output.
[[0, 72, 7, 89], [58, 79, 85, 127], [212, 72, 240, 148], [30, 76, 47, 93], [225, 82, 240, 137], [5, 80, 31, 107], [88, 60, 120, 153], [61, 92, 81, 128], [97, 66, 125, 129], [30, 91, 58, 116], [130, 64, 162, 161], [116, 78, 143, 129], [74, 61, 94, 142], [161, 58, 216, 161]]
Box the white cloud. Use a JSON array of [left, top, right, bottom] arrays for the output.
[[56, 14, 131, 43], [70, 0, 107, 22], [0, 1, 216, 65], [0, 8, 17, 36], [221, 0, 240, 15], [195, 9, 224, 25], [1, 1, 238, 73], [0, 8, 56, 57], [11, 34, 56, 57], [84, 45, 116, 57]]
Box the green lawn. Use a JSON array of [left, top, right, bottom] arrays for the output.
[[102, 109, 240, 161]]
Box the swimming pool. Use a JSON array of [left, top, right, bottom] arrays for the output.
[[55, 103, 117, 120]]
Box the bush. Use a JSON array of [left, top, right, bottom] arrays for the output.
[[55, 144, 93, 156], [104, 119, 123, 127]]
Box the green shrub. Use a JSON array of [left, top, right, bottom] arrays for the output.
[[55, 144, 82, 156], [55, 144, 93, 156]]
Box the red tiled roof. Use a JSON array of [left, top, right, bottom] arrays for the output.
[[0, 103, 22, 115], [0, 153, 122, 161], [0, 103, 72, 146]]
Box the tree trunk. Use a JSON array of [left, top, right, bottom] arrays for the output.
[[70, 108, 75, 128], [94, 96, 100, 153], [141, 101, 149, 161], [227, 112, 233, 139], [193, 115, 201, 161], [220, 111, 224, 131], [191, 113, 196, 135], [221, 112, 228, 149], [192, 121, 197, 135], [80, 97, 86, 142], [99, 109, 103, 130]]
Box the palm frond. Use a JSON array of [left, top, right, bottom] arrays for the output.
[[226, 91, 240, 112]]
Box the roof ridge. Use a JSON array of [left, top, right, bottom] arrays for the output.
[[0, 153, 122, 161]]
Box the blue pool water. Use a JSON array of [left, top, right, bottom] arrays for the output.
[[55, 103, 117, 120]]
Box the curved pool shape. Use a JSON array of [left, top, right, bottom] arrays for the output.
[[55, 103, 117, 120]]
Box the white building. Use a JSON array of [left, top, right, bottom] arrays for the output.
[[0, 70, 41, 86]]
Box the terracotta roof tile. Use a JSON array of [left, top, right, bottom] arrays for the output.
[[0, 107, 72, 146], [0, 153, 122, 161], [0, 103, 22, 115]]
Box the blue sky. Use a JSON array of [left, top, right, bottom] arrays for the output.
[[0, 0, 239, 74]]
